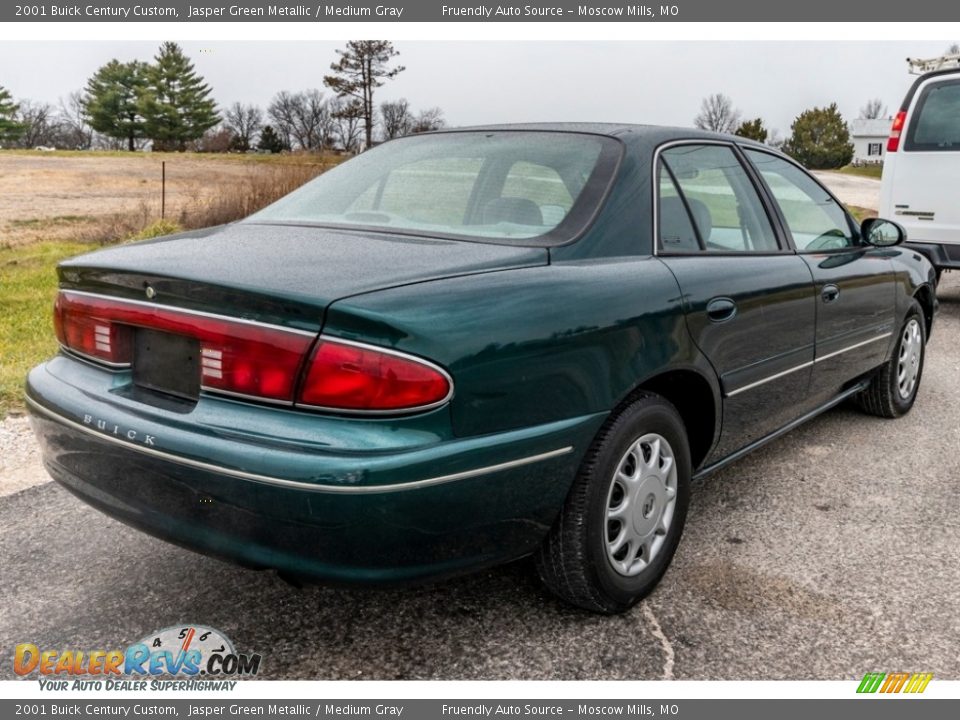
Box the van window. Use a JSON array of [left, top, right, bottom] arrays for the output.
[[905, 79, 960, 152]]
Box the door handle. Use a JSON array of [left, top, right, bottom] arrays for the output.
[[706, 297, 737, 323], [821, 284, 840, 303]]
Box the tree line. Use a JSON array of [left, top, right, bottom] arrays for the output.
[[0, 40, 444, 153], [692, 91, 887, 169]]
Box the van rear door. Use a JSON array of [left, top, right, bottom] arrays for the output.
[[884, 75, 960, 248]]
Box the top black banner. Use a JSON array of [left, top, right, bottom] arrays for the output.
[[6, 0, 960, 22]]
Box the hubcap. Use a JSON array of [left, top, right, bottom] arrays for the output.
[[897, 318, 922, 400], [604, 433, 678, 577]]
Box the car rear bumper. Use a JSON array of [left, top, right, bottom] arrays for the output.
[[26, 355, 603, 584], [903, 240, 960, 270]]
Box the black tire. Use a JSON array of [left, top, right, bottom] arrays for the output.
[[536, 392, 691, 614], [856, 301, 926, 418]]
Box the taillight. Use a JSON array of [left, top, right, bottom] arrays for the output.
[[55, 290, 314, 402], [54, 290, 453, 413], [298, 339, 452, 412], [54, 291, 133, 366], [887, 110, 907, 152]]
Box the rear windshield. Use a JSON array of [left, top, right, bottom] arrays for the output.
[[906, 79, 960, 151], [247, 131, 621, 245]]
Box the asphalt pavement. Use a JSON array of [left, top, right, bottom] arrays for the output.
[[2, 276, 959, 681]]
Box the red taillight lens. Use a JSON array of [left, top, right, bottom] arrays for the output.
[[54, 291, 133, 366], [887, 110, 907, 152], [298, 340, 451, 412], [55, 291, 314, 402]]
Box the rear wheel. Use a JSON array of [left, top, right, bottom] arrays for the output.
[[536, 393, 691, 614], [856, 301, 926, 418]]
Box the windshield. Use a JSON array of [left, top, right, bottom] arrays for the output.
[[247, 131, 621, 244]]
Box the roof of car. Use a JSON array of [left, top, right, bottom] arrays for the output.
[[434, 122, 770, 149]]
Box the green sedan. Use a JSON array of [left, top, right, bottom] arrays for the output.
[[26, 125, 936, 613]]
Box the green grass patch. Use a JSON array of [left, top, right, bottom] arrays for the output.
[[837, 165, 884, 179], [0, 241, 90, 416], [845, 205, 878, 222]]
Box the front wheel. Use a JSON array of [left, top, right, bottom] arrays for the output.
[[856, 301, 926, 418], [536, 393, 691, 614]]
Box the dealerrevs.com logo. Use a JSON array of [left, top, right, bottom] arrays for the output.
[[14, 625, 261, 691]]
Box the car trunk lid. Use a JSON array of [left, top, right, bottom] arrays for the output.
[[57, 222, 548, 330]]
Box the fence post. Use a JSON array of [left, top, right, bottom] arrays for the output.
[[161, 161, 166, 220]]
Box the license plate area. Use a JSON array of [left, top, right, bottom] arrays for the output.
[[133, 328, 201, 402]]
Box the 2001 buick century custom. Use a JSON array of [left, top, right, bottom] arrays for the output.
[[27, 125, 936, 613]]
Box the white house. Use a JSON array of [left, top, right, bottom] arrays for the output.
[[849, 118, 891, 165]]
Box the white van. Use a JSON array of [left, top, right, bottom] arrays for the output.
[[879, 55, 960, 281]]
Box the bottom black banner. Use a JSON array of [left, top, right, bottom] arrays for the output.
[[2, 699, 957, 720]]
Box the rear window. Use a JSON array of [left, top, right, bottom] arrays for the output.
[[905, 79, 960, 151], [248, 131, 622, 245]]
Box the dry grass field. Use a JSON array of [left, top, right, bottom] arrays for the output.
[[0, 150, 335, 247]]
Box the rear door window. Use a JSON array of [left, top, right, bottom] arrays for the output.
[[660, 144, 780, 253], [905, 79, 960, 151]]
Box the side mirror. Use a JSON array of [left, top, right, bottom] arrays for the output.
[[861, 217, 906, 247]]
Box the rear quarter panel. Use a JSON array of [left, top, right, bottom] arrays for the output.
[[323, 257, 718, 440]]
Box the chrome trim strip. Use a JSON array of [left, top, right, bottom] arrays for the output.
[[60, 289, 319, 338], [814, 332, 892, 363], [60, 345, 131, 369], [725, 359, 814, 398], [725, 332, 893, 398], [25, 395, 570, 494], [200, 387, 294, 407]]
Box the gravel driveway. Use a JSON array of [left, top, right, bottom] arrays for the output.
[[813, 170, 881, 210]]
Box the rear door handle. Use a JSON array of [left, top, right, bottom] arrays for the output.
[[706, 297, 737, 323], [821, 284, 840, 303]]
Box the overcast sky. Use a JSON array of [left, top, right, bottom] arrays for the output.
[[0, 40, 954, 134]]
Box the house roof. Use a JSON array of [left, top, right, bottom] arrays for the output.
[[850, 118, 892, 138]]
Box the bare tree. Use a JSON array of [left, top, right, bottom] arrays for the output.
[[267, 90, 331, 151], [57, 91, 94, 149], [224, 102, 263, 152], [693, 93, 741, 134], [324, 41, 405, 149], [380, 99, 413, 140], [947, 43, 960, 54], [331, 98, 364, 152], [410, 107, 446, 134], [859, 98, 887, 120], [15, 100, 58, 148]]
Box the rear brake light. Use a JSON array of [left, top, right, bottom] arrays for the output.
[[54, 292, 133, 366], [298, 339, 452, 412], [887, 110, 907, 152], [55, 291, 314, 402]]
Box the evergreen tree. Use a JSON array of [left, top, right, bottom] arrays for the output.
[[0, 84, 24, 145], [324, 41, 405, 149], [782, 103, 853, 169], [257, 124, 286, 153], [82, 60, 148, 151], [735, 118, 768, 143], [141, 42, 219, 151]]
